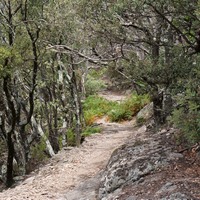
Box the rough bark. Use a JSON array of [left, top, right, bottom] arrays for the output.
[[6, 131, 15, 187], [31, 117, 55, 157], [71, 61, 82, 147], [3, 76, 16, 187], [152, 90, 165, 126]]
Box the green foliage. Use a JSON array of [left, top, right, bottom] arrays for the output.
[[171, 90, 200, 144], [58, 135, 64, 149], [108, 106, 132, 122], [30, 138, 48, 165], [0, 46, 21, 77], [84, 95, 116, 125], [82, 126, 102, 137], [170, 55, 200, 145], [66, 129, 76, 146], [85, 74, 106, 96], [89, 68, 107, 79], [108, 94, 150, 122], [84, 94, 149, 124]]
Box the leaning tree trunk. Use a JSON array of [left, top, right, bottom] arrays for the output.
[[31, 117, 55, 157]]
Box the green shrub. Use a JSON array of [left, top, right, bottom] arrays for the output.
[[123, 93, 149, 113], [85, 75, 106, 96], [108, 93, 149, 122], [171, 90, 200, 145], [108, 106, 132, 122], [28, 138, 48, 172], [66, 128, 76, 146], [30, 138, 47, 162], [171, 107, 200, 144], [83, 95, 117, 125], [84, 93, 150, 124]]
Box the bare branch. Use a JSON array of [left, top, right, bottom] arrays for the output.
[[47, 44, 122, 65]]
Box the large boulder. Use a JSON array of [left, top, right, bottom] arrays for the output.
[[136, 102, 153, 124], [97, 126, 198, 200], [98, 129, 171, 200]]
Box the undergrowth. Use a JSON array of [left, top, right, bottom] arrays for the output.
[[170, 89, 200, 145], [83, 95, 117, 125], [85, 68, 107, 96], [108, 93, 149, 122], [84, 93, 149, 125]]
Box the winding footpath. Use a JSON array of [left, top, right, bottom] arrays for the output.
[[0, 92, 135, 200]]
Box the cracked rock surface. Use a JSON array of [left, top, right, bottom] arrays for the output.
[[98, 126, 200, 200]]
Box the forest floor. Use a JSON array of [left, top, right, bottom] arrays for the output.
[[0, 91, 135, 200], [0, 90, 200, 200]]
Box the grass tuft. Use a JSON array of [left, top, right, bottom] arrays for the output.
[[84, 93, 149, 124]]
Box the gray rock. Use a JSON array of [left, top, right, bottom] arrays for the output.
[[98, 135, 171, 200], [161, 192, 192, 200], [126, 196, 137, 200], [136, 102, 153, 122], [156, 182, 177, 196], [168, 153, 184, 161]]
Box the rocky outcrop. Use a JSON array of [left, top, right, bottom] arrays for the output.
[[136, 102, 153, 123], [98, 127, 199, 200]]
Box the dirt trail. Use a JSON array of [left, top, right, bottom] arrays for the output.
[[98, 90, 128, 102], [0, 93, 135, 200]]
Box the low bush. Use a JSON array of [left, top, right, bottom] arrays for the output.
[[30, 138, 47, 162], [170, 90, 200, 145], [108, 93, 149, 122], [84, 93, 150, 124], [28, 138, 48, 172], [83, 95, 117, 125], [85, 75, 106, 96], [108, 106, 132, 122], [66, 128, 76, 146]]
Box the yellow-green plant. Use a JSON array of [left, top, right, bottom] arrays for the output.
[[84, 93, 150, 124]]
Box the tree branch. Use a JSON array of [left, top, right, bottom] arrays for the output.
[[148, 3, 194, 48], [47, 44, 121, 65]]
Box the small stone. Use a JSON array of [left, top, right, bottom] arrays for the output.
[[168, 153, 184, 161], [126, 196, 137, 200]]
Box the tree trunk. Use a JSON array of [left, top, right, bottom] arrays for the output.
[[6, 131, 14, 187], [163, 91, 173, 120], [152, 90, 164, 126], [61, 117, 67, 147], [13, 131, 26, 175], [31, 117, 55, 157], [71, 63, 82, 147]]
